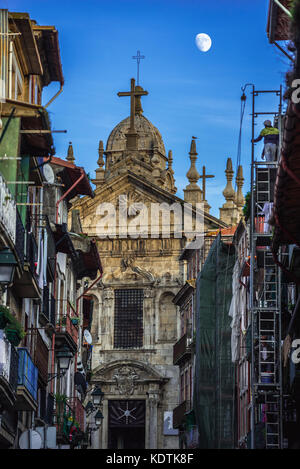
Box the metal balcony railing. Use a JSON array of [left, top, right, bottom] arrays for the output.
[[28, 329, 49, 385], [56, 299, 79, 347], [17, 348, 38, 401], [173, 333, 191, 365], [68, 397, 85, 431], [173, 400, 191, 428], [15, 209, 25, 267], [26, 232, 38, 278], [9, 344, 19, 392], [54, 399, 74, 442], [0, 331, 18, 391]]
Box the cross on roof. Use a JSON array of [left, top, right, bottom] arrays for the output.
[[117, 78, 148, 133], [132, 50, 145, 85], [199, 166, 214, 201]]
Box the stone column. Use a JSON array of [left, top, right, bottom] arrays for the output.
[[101, 399, 109, 449], [147, 384, 160, 449], [143, 287, 154, 348], [102, 288, 114, 348]]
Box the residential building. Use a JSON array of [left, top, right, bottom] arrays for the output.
[[0, 9, 102, 449]]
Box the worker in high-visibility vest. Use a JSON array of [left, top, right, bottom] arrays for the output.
[[252, 120, 279, 162]]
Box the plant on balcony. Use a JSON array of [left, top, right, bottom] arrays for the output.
[[0, 305, 11, 329], [70, 317, 79, 326], [60, 316, 67, 328], [1, 307, 25, 346], [54, 393, 68, 403]]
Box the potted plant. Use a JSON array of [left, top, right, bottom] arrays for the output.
[[0, 305, 11, 329], [60, 316, 67, 331], [3, 311, 25, 346], [70, 317, 79, 326]]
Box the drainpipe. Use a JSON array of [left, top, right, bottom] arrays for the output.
[[44, 83, 64, 109], [56, 169, 85, 223], [8, 40, 13, 99], [74, 269, 103, 400]]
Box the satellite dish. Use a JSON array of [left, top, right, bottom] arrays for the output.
[[19, 429, 42, 450], [83, 329, 92, 345], [43, 164, 55, 184]]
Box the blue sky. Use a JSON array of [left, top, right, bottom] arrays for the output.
[[6, 0, 288, 217]]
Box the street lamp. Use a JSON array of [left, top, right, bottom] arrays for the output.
[[0, 247, 17, 286], [91, 386, 104, 406], [94, 410, 104, 427], [56, 346, 73, 372], [48, 346, 73, 382]]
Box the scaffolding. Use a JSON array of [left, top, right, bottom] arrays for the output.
[[249, 85, 283, 449]]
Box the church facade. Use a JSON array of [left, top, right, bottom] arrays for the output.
[[71, 79, 240, 449]]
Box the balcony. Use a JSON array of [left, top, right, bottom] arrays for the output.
[[28, 330, 49, 386], [0, 171, 16, 246], [13, 230, 40, 298], [32, 214, 56, 280], [173, 400, 192, 429], [16, 348, 38, 411], [55, 300, 79, 354], [55, 397, 86, 446], [173, 333, 192, 366], [0, 331, 18, 408], [68, 397, 85, 432], [40, 286, 56, 333], [15, 209, 25, 267]]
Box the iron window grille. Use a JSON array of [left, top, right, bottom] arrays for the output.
[[114, 289, 144, 349]]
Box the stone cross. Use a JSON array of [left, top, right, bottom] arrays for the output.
[[199, 166, 214, 201], [132, 50, 145, 85], [117, 78, 148, 150], [117, 78, 148, 133]]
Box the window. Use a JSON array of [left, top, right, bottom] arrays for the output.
[[114, 289, 143, 349], [10, 45, 23, 101]]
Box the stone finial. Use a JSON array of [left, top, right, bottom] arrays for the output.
[[66, 142, 75, 163], [236, 165, 245, 210], [183, 138, 202, 205], [186, 138, 200, 186], [219, 157, 239, 225], [97, 140, 105, 168], [92, 139, 105, 188], [222, 158, 235, 203], [168, 150, 174, 174]]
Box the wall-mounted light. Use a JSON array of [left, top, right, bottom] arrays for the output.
[[91, 386, 104, 406], [94, 410, 104, 427], [0, 247, 17, 286]]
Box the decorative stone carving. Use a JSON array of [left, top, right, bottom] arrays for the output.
[[113, 366, 139, 395], [103, 288, 114, 301]]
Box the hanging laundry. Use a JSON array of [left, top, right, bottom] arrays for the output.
[[262, 202, 273, 234]]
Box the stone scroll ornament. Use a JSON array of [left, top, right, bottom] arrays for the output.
[[113, 366, 139, 395]]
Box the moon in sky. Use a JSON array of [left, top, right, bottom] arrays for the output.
[[195, 33, 212, 52]]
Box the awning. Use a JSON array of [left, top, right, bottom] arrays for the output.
[[76, 240, 102, 280], [32, 25, 64, 86], [266, 0, 291, 43], [53, 223, 77, 259], [9, 13, 43, 75], [50, 157, 94, 199], [20, 109, 54, 157]]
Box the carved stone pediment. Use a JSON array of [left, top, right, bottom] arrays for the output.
[[102, 257, 155, 285], [92, 359, 168, 387]]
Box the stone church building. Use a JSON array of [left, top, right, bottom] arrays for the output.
[[70, 78, 243, 449]]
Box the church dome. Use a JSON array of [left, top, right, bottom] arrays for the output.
[[106, 114, 166, 156]]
